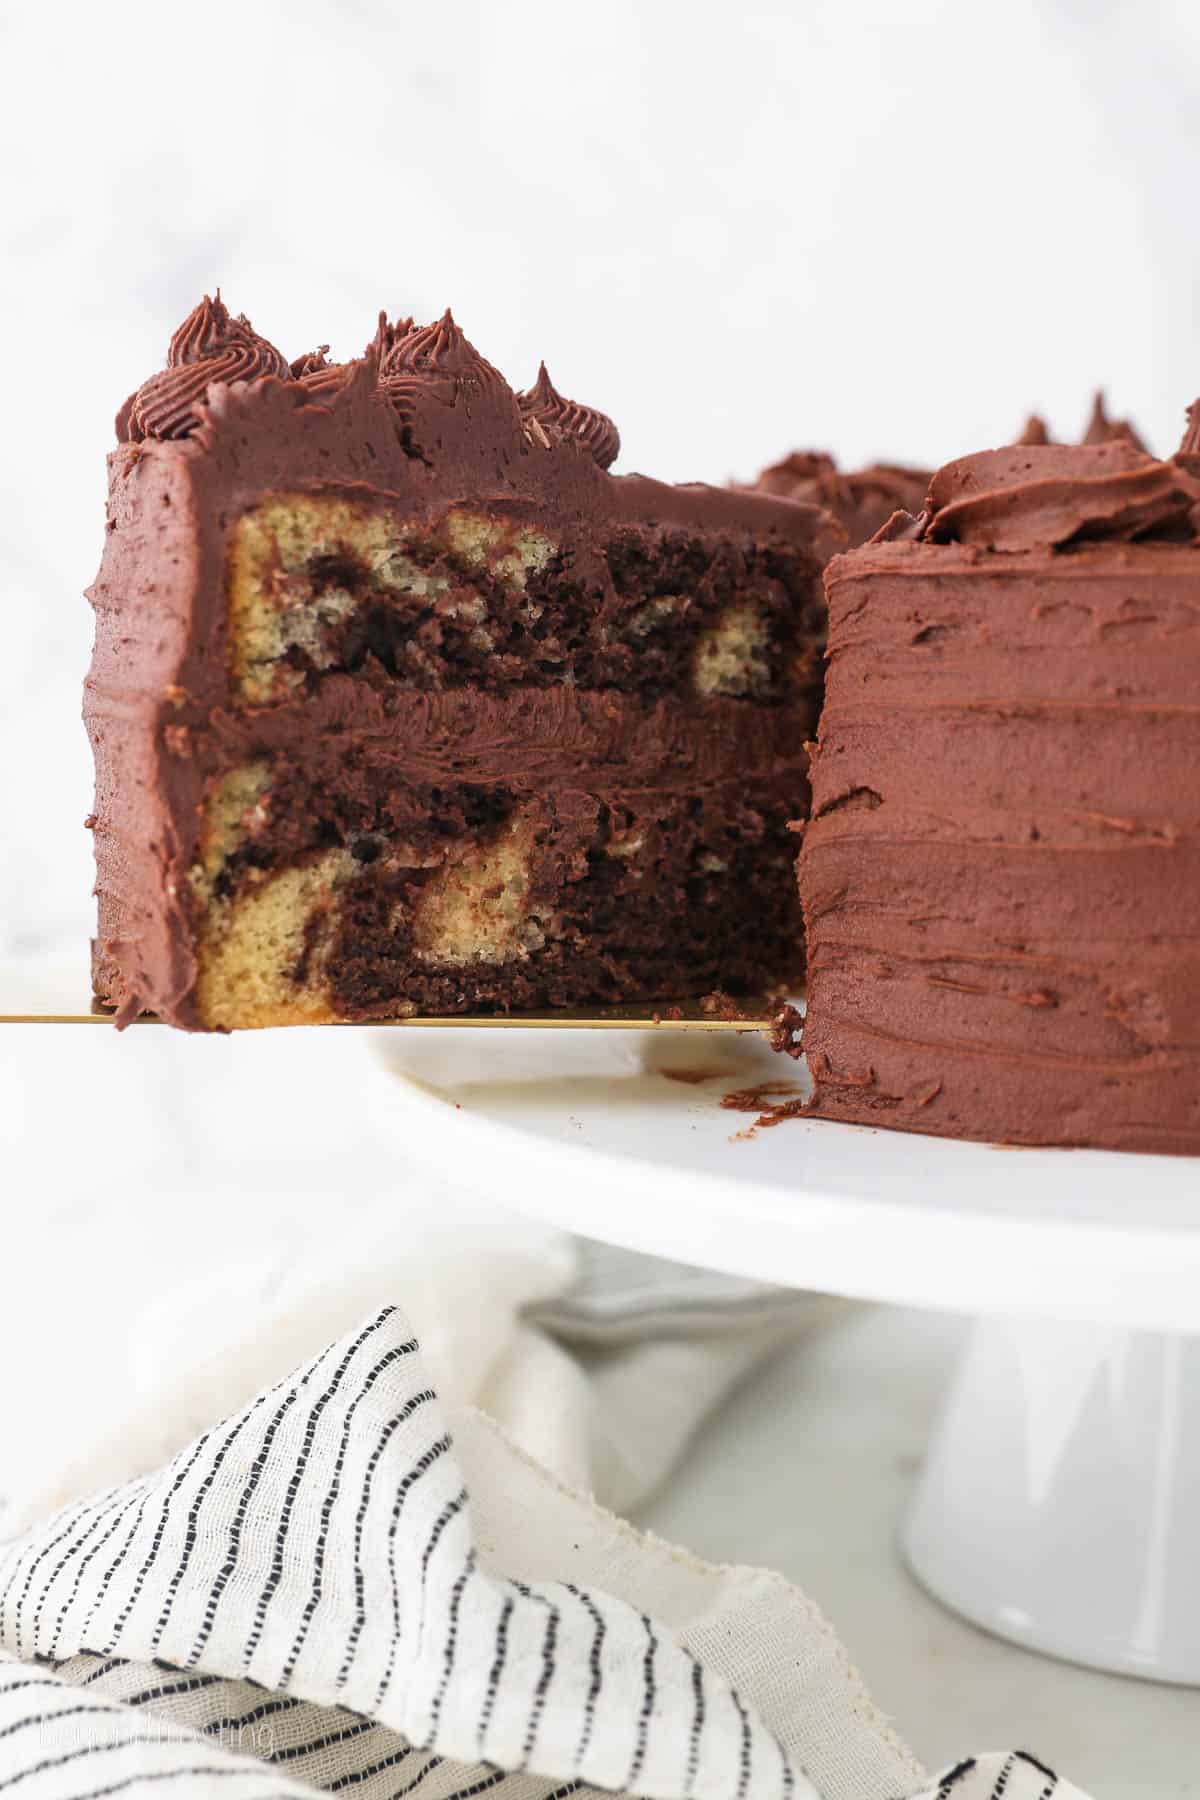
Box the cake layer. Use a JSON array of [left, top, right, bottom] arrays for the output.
[[227, 493, 822, 705], [90, 685, 810, 1028], [89, 351, 835, 724], [800, 538, 1200, 1154], [182, 772, 801, 1030]]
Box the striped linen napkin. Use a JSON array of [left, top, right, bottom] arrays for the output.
[[0, 1296, 1089, 1800]]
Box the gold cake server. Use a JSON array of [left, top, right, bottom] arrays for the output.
[[0, 957, 780, 1032], [3, 999, 775, 1032]]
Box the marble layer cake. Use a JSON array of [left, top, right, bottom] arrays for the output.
[[799, 429, 1200, 1154], [86, 299, 835, 1028]]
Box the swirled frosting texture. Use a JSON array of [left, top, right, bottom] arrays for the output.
[[920, 442, 1199, 550], [123, 296, 290, 441], [118, 298, 636, 480], [517, 364, 621, 470], [799, 427, 1200, 1153], [378, 310, 523, 459], [290, 348, 354, 402], [379, 309, 506, 399], [1007, 393, 1149, 453], [289, 348, 331, 378]]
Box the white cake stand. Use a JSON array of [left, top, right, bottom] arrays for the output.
[[368, 1025, 1200, 1686]]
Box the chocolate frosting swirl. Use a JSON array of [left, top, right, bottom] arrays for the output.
[[1082, 390, 1148, 454], [922, 441, 1197, 551], [124, 296, 290, 442], [1015, 414, 1050, 446], [380, 310, 506, 413], [371, 312, 415, 365], [1180, 399, 1200, 456], [289, 346, 354, 401], [1009, 395, 1149, 452], [517, 363, 621, 470], [290, 347, 331, 378], [376, 310, 523, 458]]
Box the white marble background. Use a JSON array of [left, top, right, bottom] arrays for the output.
[[2, 14, 1200, 1783], [3, 0, 1200, 957]]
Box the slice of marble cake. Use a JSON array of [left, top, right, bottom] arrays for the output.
[[86, 298, 836, 1028]]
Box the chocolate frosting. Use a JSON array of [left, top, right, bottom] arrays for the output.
[[1008, 393, 1149, 454], [110, 296, 836, 547], [517, 363, 621, 470], [370, 312, 415, 365], [121, 296, 290, 442], [753, 452, 839, 500], [288, 348, 359, 405], [289, 348, 331, 378], [378, 310, 523, 460], [1015, 414, 1050, 446], [920, 441, 1198, 551], [750, 452, 930, 549]]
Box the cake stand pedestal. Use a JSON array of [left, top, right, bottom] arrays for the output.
[[903, 1314, 1200, 1683], [368, 1025, 1200, 1685]]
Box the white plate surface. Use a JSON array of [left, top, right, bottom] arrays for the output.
[[369, 1029, 1200, 1334]]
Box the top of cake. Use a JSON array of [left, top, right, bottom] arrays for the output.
[[94, 295, 842, 721], [111, 294, 842, 559], [749, 392, 1155, 551], [748, 451, 929, 548], [865, 398, 1200, 557]]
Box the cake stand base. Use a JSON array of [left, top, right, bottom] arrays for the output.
[[903, 1314, 1200, 1684], [368, 1026, 1200, 1686]]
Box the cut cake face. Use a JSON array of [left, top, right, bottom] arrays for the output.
[[86, 298, 837, 1028]]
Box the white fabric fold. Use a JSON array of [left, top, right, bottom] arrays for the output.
[[0, 1304, 1090, 1800], [7, 1195, 818, 1533]]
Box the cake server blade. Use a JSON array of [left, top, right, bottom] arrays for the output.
[[2, 999, 775, 1031], [0, 954, 785, 1030]]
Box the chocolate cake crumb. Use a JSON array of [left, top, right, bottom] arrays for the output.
[[720, 1079, 808, 1139], [769, 1001, 804, 1058]]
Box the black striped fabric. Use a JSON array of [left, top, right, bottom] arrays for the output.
[[0, 1307, 1084, 1800]]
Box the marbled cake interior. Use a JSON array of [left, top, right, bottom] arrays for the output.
[[86, 298, 832, 1028], [191, 758, 800, 1028], [227, 494, 815, 705]]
